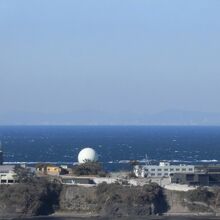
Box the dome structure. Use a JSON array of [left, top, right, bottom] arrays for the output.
[[78, 147, 98, 164]]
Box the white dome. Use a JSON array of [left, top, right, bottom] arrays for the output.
[[78, 147, 98, 164]]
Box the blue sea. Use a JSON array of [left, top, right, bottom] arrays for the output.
[[0, 126, 220, 171]]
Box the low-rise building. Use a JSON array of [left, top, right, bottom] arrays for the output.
[[134, 161, 195, 178], [36, 164, 68, 176], [170, 173, 209, 186], [171, 164, 220, 186], [0, 165, 17, 184], [46, 165, 61, 175]]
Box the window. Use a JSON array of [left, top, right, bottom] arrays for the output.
[[164, 173, 169, 176], [164, 169, 168, 171], [151, 173, 155, 176], [157, 169, 162, 171], [176, 168, 180, 171], [189, 168, 193, 171], [158, 173, 162, 176], [0, 171, 9, 174], [151, 169, 155, 171], [170, 168, 174, 171], [1, 180, 6, 183], [186, 174, 194, 181], [8, 180, 14, 184], [182, 168, 186, 171]]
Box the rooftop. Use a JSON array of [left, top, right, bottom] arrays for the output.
[[0, 165, 15, 172]]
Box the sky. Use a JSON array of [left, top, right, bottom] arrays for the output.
[[0, 0, 220, 119]]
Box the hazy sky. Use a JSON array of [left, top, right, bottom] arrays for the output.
[[0, 0, 220, 115]]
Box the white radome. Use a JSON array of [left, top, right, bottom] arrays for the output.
[[78, 147, 98, 164]]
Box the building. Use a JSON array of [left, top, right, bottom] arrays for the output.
[[170, 172, 220, 186], [46, 165, 62, 176], [36, 164, 68, 176], [171, 165, 220, 186], [171, 173, 209, 185], [134, 161, 195, 178], [0, 165, 17, 184], [195, 165, 220, 174]]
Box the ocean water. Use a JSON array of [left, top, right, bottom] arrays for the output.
[[0, 126, 220, 171]]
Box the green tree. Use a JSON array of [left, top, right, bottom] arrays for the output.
[[72, 162, 107, 176], [14, 165, 35, 183]]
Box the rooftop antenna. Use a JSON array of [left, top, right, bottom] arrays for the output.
[[145, 154, 150, 166]]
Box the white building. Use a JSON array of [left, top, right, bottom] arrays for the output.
[[0, 165, 17, 184], [134, 161, 195, 178]]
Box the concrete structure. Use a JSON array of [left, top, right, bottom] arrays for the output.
[[0, 165, 16, 184], [164, 183, 197, 191], [78, 148, 98, 164], [36, 164, 68, 176], [61, 176, 96, 186], [134, 161, 195, 178], [171, 173, 209, 186], [195, 164, 220, 174], [46, 165, 62, 176], [171, 165, 220, 186]]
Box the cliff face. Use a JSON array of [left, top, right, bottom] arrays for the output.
[[59, 185, 97, 213], [2, 181, 220, 218], [0, 182, 167, 218], [59, 182, 168, 217], [165, 187, 220, 215], [0, 179, 61, 218]]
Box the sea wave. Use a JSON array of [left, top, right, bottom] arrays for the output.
[[3, 159, 220, 166], [198, 159, 218, 163]]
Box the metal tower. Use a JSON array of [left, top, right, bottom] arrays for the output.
[[145, 154, 151, 166]]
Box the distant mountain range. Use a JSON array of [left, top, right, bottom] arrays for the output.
[[1, 110, 220, 125]]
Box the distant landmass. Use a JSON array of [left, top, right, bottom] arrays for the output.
[[1, 110, 220, 125]]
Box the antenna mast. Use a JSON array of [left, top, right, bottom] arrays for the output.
[[145, 154, 150, 166]]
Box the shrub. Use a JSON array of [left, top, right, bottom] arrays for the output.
[[72, 162, 107, 176], [186, 187, 214, 203]]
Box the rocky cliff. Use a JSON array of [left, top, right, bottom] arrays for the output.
[[0, 182, 167, 218], [166, 187, 220, 215], [59, 182, 168, 217], [0, 178, 61, 218], [2, 181, 220, 218]]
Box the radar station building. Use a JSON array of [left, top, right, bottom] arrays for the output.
[[0, 165, 17, 184], [134, 161, 195, 178]]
